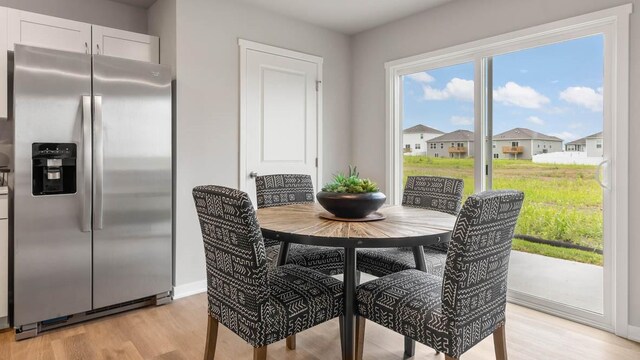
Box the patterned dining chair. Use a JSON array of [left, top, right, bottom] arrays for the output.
[[354, 190, 525, 360], [193, 185, 344, 360], [255, 174, 345, 276], [356, 176, 465, 278]]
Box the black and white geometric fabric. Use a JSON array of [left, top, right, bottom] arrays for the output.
[[266, 264, 344, 343], [357, 176, 464, 277], [356, 190, 524, 358], [255, 173, 315, 209], [255, 174, 345, 276], [404, 176, 464, 252], [286, 245, 345, 276], [193, 185, 344, 348], [356, 247, 447, 277], [402, 176, 465, 216]]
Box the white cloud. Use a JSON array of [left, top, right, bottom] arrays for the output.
[[550, 131, 579, 142], [450, 116, 473, 126], [406, 72, 435, 84], [527, 116, 545, 125], [542, 106, 568, 115], [423, 78, 474, 101], [493, 82, 550, 109], [568, 122, 582, 129], [559, 86, 603, 112]]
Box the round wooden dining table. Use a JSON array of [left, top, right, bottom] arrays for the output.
[[256, 203, 457, 360]]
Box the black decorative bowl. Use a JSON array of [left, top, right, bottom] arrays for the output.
[[316, 191, 386, 219]]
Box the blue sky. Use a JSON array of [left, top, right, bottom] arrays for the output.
[[402, 34, 604, 142]]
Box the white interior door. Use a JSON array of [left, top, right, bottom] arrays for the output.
[[241, 42, 321, 206]]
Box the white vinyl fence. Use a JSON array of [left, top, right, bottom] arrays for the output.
[[532, 151, 603, 165]]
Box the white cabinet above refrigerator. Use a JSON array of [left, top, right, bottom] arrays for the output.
[[7, 9, 91, 54], [93, 26, 159, 64], [0, 7, 161, 118]]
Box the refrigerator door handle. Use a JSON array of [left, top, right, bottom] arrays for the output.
[[82, 96, 92, 232], [93, 95, 104, 230]]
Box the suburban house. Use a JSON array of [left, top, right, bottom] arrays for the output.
[[566, 131, 604, 157], [565, 138, 586, 152], [403, 124, 444, 155], [426, 129, 475, 158], [493, 128, 563, 160]]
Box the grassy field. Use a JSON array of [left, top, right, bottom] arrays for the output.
[[404, 156, 604, 265]]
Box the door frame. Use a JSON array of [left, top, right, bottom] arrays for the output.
[[238, 39, 323, 193], [384, 5, 631, 336]]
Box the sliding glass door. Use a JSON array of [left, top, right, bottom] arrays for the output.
[[392, 13, 628, 328], [489, 35, 607, 316]]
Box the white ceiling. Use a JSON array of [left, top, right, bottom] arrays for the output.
[[109, 0, 157, 9], [235, 0, 452, 35]]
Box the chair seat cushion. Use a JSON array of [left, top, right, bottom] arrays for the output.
[[265, 242, 345, 276], [356, 269, 449, 350], [265, 264, 344, 345], [287, 245, 345, 275], [357, 247, 447, 277]]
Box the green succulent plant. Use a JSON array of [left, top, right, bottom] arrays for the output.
[[321, 165, 379, 193]]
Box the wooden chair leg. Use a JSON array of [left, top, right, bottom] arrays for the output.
[[286, 335, 296, 350], [253, 346, 267, 360], [445, 356, 458, 360], [493, 324, 508, 360], [339, 316, 345, 355], [204, 315, 218, 360], [355, 316, 365, 360]]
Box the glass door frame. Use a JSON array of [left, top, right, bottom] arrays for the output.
[[384, 5, 631, 335]]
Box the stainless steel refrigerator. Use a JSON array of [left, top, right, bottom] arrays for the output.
[[11, 44, 172, 339]]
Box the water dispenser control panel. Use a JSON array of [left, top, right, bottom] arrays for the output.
[[32, 143, 77, 195]]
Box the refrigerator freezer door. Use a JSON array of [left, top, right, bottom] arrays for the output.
[[13, 45, 92, 326], [92, 55, 172, 308]]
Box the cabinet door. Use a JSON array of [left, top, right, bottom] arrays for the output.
[[0, 218, 7, 319], [0, 7, 7, 119], [8, 9, 91, 53], [92, 25, 159, 63]]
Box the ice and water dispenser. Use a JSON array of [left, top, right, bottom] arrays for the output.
[[32, 143, 77, 195]]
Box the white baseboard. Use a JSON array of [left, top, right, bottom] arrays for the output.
[[173, 279, 207, 300], [629, 325, 640, 343]]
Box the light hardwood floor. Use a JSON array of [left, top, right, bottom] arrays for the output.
[[1, 293, 639, 359]]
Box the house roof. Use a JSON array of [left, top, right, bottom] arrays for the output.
[[566, 138, 586, 146], [403, 124, 444, 134], [427, 129, 474, 142], [566, 131, 603, 146], [493, 127, 562, 141]]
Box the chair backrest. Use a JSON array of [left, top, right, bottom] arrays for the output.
[[402, 176, 465, 252], [255, 174, 315, 208], [402, 176, 464, 216], [441, 190, 524, 356], [192, 185, 270, 346]]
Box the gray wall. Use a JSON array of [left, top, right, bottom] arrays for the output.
[[350, 0, 640, 328], [173, 0, 352, 288], [0, 0, 147, 33], [148, 0, 176, 78]]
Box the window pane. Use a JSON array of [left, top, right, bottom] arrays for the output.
[[402, 62, 474, 199], [491, 35, 604, 314]]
